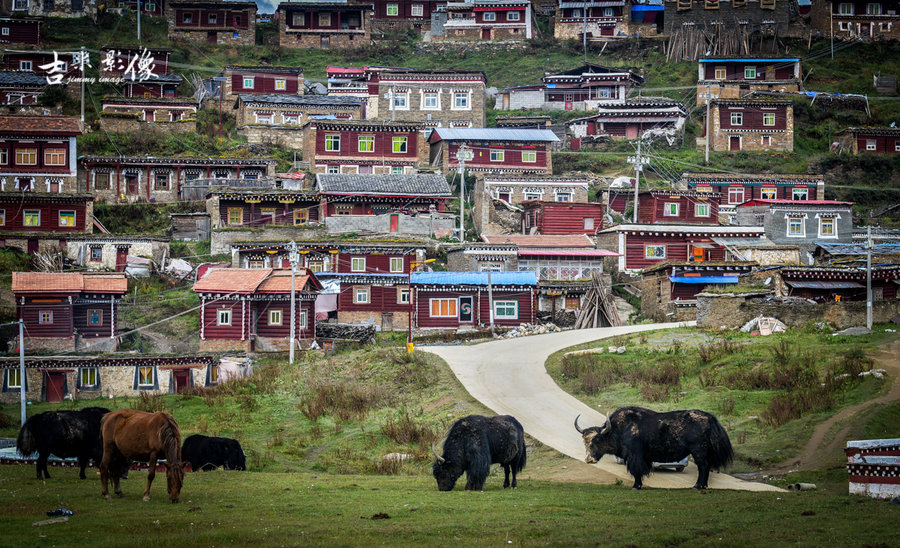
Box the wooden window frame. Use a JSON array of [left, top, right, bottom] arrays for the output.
[[350, 257, 366, 272], [522, 150, 537, 163], [644, 244, 666, 260], [16, 148, 37, 166], [694, 203, 710, 217], [392, 136, 408, 153], [217, 308, 232, 326], [227, 207, 244, 226], [90, 246, 102, 261], [138, 366, 155, 387], [87, 308, 103, 326], [663, 202, 680, 217], [23, 209, 40, 227], [268, 309, 282, 326], [358, 134, 375, 153], [39, 310, 53, 325], [43, 148, 66, 166], [787, 216, 805, 237], [325, 134, 341, 152], [389, 257, 404, 273], [80, 367, 99, 387], [353, 285, 370, 304], [493, 299, 518, 319], [429, 298, 457, 318]]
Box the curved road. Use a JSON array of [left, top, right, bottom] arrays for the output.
[[423, 322, 782, 492]]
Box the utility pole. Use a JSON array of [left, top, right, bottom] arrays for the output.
[[704, 84, 711, 165], [137, 0, 142, 43], [830, 5, 834, 60], [866, 227, 873, 330], [487, 269, 495, 335], [583, 0, 588, 64], [79, 45, 85, 124], [288, 241, 299, 364], [456, 144, 471, 241], [18, 318, 25, 427], [627, 140, 649, 223]]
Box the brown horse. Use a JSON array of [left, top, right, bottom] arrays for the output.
[[100, 409, 184, 503]]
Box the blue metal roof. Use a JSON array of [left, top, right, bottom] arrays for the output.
[[669, 276, 740, 284], [700, 58, 799, 63], [631, 5, 664, 11], [411, 271, 537, 286]]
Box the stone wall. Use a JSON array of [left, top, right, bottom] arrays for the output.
[[709, 103, 794, 152], [199, 338, 252, 353], [100, 115, 196, 135], [337, 309, 410, 331], [325, 213, 456, 238], [278, 11, 373, 49], [371, 80, 486, 128], [64, 239, 169, 270], [696, 293, 900, 329], [210, 225, 326, 256], [237, 125, 306, 148]]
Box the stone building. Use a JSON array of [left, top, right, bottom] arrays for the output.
[[434, 0, 533, 41], [101, 97, 199, 123], [553, 0, 628, 40], [639, 261, 756, 321], [696, 57, 802, 106], [233, 94, 367, 147], [705, 98, 793, 152], [168, 0, 257, 45], [566, 98, 687, 146], [366, 68, 487, 128], [497, 63, 643, 111], [472, 175, 590, 234], [833, 127, 900, 155], [22, 0, 96, 18], [278, 0, 373, 49], [222, 65, 305, 103], [64, 235, 170, 272], [810, 0, 900, 41]]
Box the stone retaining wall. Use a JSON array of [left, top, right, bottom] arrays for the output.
[[696, 293, 900, 329]]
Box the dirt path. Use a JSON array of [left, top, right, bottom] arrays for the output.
[[771, 338, 900, 473], [423, 323, 782, 492]]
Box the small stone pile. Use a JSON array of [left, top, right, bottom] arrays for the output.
[[500, 323, 564, 338]]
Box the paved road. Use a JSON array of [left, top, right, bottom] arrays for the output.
[[423, 323, 782, 492]]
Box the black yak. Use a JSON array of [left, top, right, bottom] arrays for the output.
[[16, 406, 110, 480], [432, 415, 526, 491], [182, 434, 246, 471], [574, 407, 734, 490]]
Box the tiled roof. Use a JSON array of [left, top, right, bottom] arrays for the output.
[[430, 127, 559, 143], [0, 115, 83, 135], [236, 94, 365, 107], [481, 234, 596, 248], [316, 173, 452, 196], [11, 272, 127, 294], [0, 72, 48, 86], [193, 268, 322, 293], [256, 271, 311, 292], [225, 65, 304, 74]]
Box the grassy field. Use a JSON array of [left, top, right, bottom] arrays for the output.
[[1, 466, 898, 547]]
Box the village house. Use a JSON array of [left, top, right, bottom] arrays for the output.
[[222, 65, 305, 103], [64, 235, 170, 272], [704, 98, 794, 152], [833, 127, 900, 154], [778, 265, 900, 301], [521, 200, 605, 235], [0, 17, 40, 45], [11, 271, 128, 352], [566, 98, 688, 147], [0, 192, 93, 254], [428, 127, 559, 176], [680, 172, 825, 206], [734, 198, 854, 263], [810, 0, 900, 41], [473, 175, 590, 234], [278, 0, 374, 49], [0, 71, 47, 106], [19, 0, 96, 17], [497, 63, 643, 111], [193, 267, 321, 352], [0, 356, 222, 404], [223, 240, 425, 272], [369, 0, 446, 32], [234, 94, 367, 147], [168, 0, 257, 45], [596, 223, 765, 273], [553, 0, 628, 40], [0, 115, 82, 193], [696, 57, 802, 105], [315, 172, 455, 236], [324, 65, 370, 98], [433, 0, 533, 41], [80, 155, 275, 203], [410, 270, 537, 329], [2, 50, 77, 78], [100, 96, 199, 125], [662, 0, 794, 54], [320, 271, 411, 330], [300, 120, 428, 174], [609, 189, 722, 228], [495, 114, 552, 129], [640, 261, 757, 321], [114, 0, 167, 17]]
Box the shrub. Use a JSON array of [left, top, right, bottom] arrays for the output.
[[130, 392, 169, 413], [299, 379, 393, 422], [380, 409, 438, 446]]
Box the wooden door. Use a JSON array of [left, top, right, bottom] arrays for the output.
[[390, 213, 399, 232], [27, 239, 38, 254], [481, 28, 491, 39], [729, 136, 741, 151], [45, 373, 66, 403], [173, 370, 190, 394], [115, 247, 128, 271], [207, 31, 217, 43], [125, 175, 138, 195], [625, 125, 638, 139]]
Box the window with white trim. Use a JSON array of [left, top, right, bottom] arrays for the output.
[[583, 217, 594, 230], [325, 134, 341, 152], [792, 187, 808, 200], [398, 286, 410, 304], [217, 308, 232, 326], [275, 79, 286, 91], [254, 112, 273, 124], [392, 136, 407, 153], [58, 210, 76, 227], [0, 28, 7, 36], [555, 192, 571, 202], [80, 367, 99, 388], [453, 92, 469, 109], [243, 77, 254, 89], [350, 257, 365, 272], [490, 150, 504, 162], [663, 202, 679, 216], [430, 298, 457, 317], [763, 112, 775, 126], [866, 2, 880, 14], [268, 309, 282, 326], [645, 245, 666, 259], [299, 311, 308, 329], [714, 66, 726, 79], [483, 11, 496, 21], [353, 286, 370, 304], [493, 300, 518, 319], [728, 187, 745, 204], [292, 12, 305, 25], [411, 3, 423, 16], [866, 139, 877, 151], [744, 66, 756, 79], [787, 216, 805, 237], [695, 203, 710, 217], [23, 210, 40, 226], [358, 135, 374, 153], [507, 10, 520, 20], [386, 3, 398, 15], [389, 257, 404, 273], [761, 187, 777, 199], [818, 217, 837, 238], [6, 368, 22, 389], [19, 60, 31, 71], [392, 91, 409, 110], [422, 92, 439, 110], [838, 2, 854, 14], [730, 112, 743, 126], [522, 150, 536, 163]]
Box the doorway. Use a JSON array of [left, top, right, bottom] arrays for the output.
[[45, 373, 66, 403], [173, 370, 191, 394]]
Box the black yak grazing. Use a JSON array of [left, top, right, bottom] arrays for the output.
[[16, 407, 110, 479], [432, 415, 526, 491], [182, 434, 246, 471], [575, 407, 734, 490]]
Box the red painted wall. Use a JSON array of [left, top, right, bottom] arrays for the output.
[[413, 288, 534, 328], [373, 0, 444, 19], [0, 21, 40, 46], [719, 105, 788, 130], [637, 195, 718, 224], [201, 298, 314, 340], [524, 202, 604, 235], [73, 303, 117, 338], [0, 201, 87, 232], [338, 284, 408, 313], [856, 135, 900, 154], [624, 234, 728, 270], [315, 128, 418, 159], [447, 142, 548, 170], [175, 8, 251, 29], [18, 296, 74, 338], [0, 139, 72, 174], [702, 62, 796, 81], [231, 72, 299, 94], [218, 199, 320, 227], [336, 253, 410, 273]]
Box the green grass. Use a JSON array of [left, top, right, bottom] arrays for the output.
[[0, 466, 897, 547]]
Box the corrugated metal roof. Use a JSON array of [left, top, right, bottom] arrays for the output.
[[518, 249, 620, 257], [411, 271, 537, 286], [430, 127, 559, 142], [816, 243, 900, 255], [316, 173, 451, 196], [669, 276, 740, 284], [786, 280, 864, 289], [0, 71, 47, 85], [711, 237, 777, 247]]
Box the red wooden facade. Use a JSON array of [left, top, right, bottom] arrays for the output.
[[172, 2, 255, 30], [410, 271, 537, 328], [100, 47, 172, 75], [315, 173, 452, 217], [11, 272, 127, 342], [2, 51, 77, 77], [781, 266, 900, 302], [541, 63, 643, 104], [227, 66, 303, 95], [0, 18, 41, 46], [193, 268, 321, 344], [635, 190, 721, 224], [304, 121, 426, 173], [521, 201, 605, 235], [228, 241, 422, 273], [0, 115, 82, 191], [331, 273, 409, 316], [681, 173, 826, 205], [282, 2, 369, 31], [371, 0, 444, 22], [698, 59, 799, 82], [428, 128, 558, 175], [835, 127, 900, 155], [0, 193, 91, 233], [0, 71, 47, 106], [213, 190, 321, 229], [717, 102, 788, 131]]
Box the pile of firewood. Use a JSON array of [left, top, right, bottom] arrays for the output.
[[574, 272, 620, 329]]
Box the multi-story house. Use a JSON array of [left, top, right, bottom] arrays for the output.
[[566, 98, 688, 146], [834, 127, 900, 154], [168, 0, 257, 45], [473, 175, 590, 234], [3, 50, 78, 79], [435, 0, 533, 41], [278, 0, 373, 49], [553, 0, 627, 40], [0, 115, 82, 193], [428, 127, 559, 176], [370, 0, 446, 32], [0, 71, 47, 106], [207, 187, 321, 231], [367, 67, 487, 127], [521, 200, 605, 235], [696, 57, 802, 105], [233, 94, 366, 127], [79, 155, 275, 203], [705, 98, 793, 152], [497, 63, 643, 111], [222, 65, 305, 103], [0, 18, 41, 46], [681, 172, 825, 206], [811, 0, 900, 41], [301, 120, 428, 174], [0, 192, 93, 254]]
